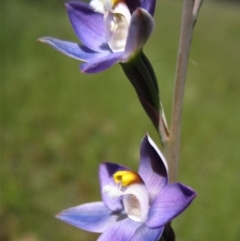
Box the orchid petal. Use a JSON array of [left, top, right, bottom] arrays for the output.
[[122, 8, 154, 60], [102, 170, 149, 222], [38, 37, 109, 62], [122, 182, 149, 223], [66, 1, 109, 52], [99, 162, 129, 211], [56, 202, 121, 233], [138, 135, 168, 201], [102, 181, 149, 223], [80, 52, 123, 73], [97, 218, 141, 241], [146, 183, 197, 228], [104, 3, 131, 53], [141, 0, 156, 16], [125, 0, 141, 13], [130, 224, 164, 241]]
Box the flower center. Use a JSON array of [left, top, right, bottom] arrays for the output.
[[102, 170, 149, 223], [90, 0, 131, 52], [113, 170, 142, 186]]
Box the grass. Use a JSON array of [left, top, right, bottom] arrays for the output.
[[1, 0, 240, 241]]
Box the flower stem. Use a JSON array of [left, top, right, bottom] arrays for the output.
[[165, 0, 203, 183]]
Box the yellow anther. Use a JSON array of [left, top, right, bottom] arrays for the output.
[[111, 0, 123, 6], [113, 171, 142, 186], [112, 0, 118, 5]]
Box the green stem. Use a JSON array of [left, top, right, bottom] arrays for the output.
[[165, 0, 203, 183]]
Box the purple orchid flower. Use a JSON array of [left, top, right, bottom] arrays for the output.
[[38, 0, 155, 73], [38, 0, 167, 137], [56, 135, 196, 241]]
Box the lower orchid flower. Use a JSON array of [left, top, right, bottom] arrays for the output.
[[56, 135, 196, 241], [38, 0, 155, 73]]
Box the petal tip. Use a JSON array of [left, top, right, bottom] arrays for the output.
[[37, 37, 51, 44], [146, 135, 169, 172], [55, 211, 66, 222], [179, 183, 197, 197], [64, 2, 73, 10], [55, 212, 61, 219], [37, 37, 45, 43], [64, 1, 72, 9]]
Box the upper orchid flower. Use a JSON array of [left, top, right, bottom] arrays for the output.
[[38, 0, 169, 139], [57, 135, 196, 241], [38, 0, 155, 73]]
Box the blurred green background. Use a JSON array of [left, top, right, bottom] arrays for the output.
[[1, 0, 240, 241]]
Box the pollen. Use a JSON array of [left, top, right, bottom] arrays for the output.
[[113, 171, 143, 186]]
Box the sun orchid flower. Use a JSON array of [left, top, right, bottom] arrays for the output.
[[38, 0, 155, 73], [57, 135, 196, 241], [38, 0, 167, 137]]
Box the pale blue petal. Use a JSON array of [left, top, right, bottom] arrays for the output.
[[97, 218, 141, 241], [38, 37, 109, 62], [80, 52, 123, 73], [56, 202, 120, 233], [99, 162, 130, 211], [130, 224, 164, 241], [146, 183, 197, 228], [138, 135, 168, 201], [122, 8, 154, 60], [66, 1, 110, 52]]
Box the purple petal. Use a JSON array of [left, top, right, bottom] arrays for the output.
[[146, 183, 197, 228], [80, 52, 123, 73], [56, 202, 121, 233], [122, 8, 154, 60], [138, 135, 168, 201], [125, 0, 141, 13], [141, 0, 156, 16], [130, 224, 164, 241], [99, 162, 130, 211], [38, 37, 109, 62], [66, 1, 109, 52], [97, 218, 141, 241]]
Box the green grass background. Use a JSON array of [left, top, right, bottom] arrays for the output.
[[1, 0, 240, 241]]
